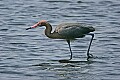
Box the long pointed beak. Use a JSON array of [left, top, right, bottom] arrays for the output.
[[26, 22, 40, 30]]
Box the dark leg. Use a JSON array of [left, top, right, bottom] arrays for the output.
[[87, 33, 94, 60], [66, 40, 72, 60]]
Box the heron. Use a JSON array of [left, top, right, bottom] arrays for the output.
[[26, 20, 95, 61]]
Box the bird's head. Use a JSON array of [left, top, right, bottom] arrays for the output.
[[26, 20, 47, 30]]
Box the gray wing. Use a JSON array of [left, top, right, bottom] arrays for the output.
[[54, 23, 92, 38]]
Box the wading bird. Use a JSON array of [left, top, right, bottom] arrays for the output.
[[26, 20, 95, 61]]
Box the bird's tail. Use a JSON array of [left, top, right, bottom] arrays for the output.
[[88, 26, 95, 32]]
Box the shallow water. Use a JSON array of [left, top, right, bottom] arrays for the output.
[[0, 0, 120, 80]]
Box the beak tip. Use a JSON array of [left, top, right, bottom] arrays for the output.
[[26, 27, 32, 30]]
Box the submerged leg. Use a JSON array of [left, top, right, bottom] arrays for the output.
[[87, 33, 94, 60], [66, 40, 72, 60]]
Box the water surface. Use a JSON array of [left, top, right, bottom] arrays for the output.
[[0, 0, 120, 80]]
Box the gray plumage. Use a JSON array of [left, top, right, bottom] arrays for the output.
[[54, 23, 95, 39]]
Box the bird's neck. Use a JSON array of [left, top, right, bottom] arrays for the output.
[[44, 22, 64, 39], [44, 22, 54, 38]]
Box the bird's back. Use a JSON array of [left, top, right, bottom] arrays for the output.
[[54, 23, 95, 39]]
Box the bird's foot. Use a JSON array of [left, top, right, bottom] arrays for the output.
[[87, 54, 93, 61]]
